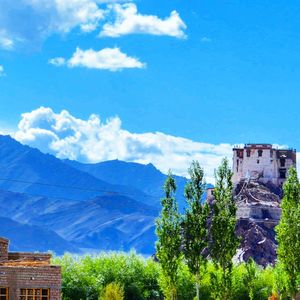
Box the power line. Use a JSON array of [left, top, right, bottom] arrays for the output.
[[0, 177, 162, 200], [0, 187, 82, 203]]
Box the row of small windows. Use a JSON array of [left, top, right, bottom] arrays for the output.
[[0, 288, 49, 300], [245, 149, 274, 158], [255, 158, 285, 167]]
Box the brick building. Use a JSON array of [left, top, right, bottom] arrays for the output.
[[0, 237, 61, 300]]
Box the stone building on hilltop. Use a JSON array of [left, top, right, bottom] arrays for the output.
[[232, 143, 296, 187], [207, 143, 297, 266], [0, 237, 61, 300]]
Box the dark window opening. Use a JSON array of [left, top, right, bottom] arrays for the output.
[[0, 288, 8, 300], [236, 159, 239, 172], [237, 150, 244, 158], [258, 149, 263, 157], [279, 169, 286, 179], [247, 149, 251, 157], [270, 150, 273, 158], [262, 209, 272, 219], [280, 158, 286, 167], [257, 160, 259, 164]]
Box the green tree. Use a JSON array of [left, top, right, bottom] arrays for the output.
[[99, 282, 124, 300], [155, 172, 182, 300], [182, 161, 210, 300], [244, 258, 258, 300], [210, 158, 240, 300], [275, 167, 300, 299]]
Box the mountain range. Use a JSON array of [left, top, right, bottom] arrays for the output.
[[0, 135, 189, 255]]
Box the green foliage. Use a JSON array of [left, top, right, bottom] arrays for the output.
[[53, 252, 297, 300], [54, 252, 162, 300], [272, 261, 290, 299], [182, 161, 209, 300], [51, 162, 300, 300], [99, 282, 124, 300], [155, 172, 182, 300], [243, 259, 258, 300], [275, 167, 300, 299], [210, 158, 240, 299]]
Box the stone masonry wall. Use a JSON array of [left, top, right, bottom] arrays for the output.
[[237, 203, 281, 221]]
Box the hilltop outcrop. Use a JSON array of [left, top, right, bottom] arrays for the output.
[[234, 180, 281, 266]]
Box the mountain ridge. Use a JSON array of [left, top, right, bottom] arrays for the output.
[[0, 135, 181, 254]]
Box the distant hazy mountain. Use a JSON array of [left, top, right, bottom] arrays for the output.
[[0, 135, 151, 203], [0, 135, 193, 255], [31, 195, 158, 254], [64, 159, 188, 209], [0, 216, 78, 254]]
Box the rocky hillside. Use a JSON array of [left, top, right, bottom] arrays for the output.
[[234, 180, 281, 266]]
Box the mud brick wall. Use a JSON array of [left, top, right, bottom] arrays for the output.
[[8, 253, 51, 263], [0, 265, 61, 300], [0, 238, 8, 262]]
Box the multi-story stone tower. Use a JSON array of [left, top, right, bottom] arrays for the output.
[[232, 143, 296, 186]]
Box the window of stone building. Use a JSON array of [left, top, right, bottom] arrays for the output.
[[258, 149, 263, 157], [237, 150, 243, 158], [246, 149, 251, 157], [270, 150, 273, 158], [20, 289, 50, 300], [257, 160, 259, 164], [280, 158, 286, 167], [0, 288, 8, 300], [279, 169, 286, 179]]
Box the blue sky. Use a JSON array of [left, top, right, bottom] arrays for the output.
[[0, 0, 300, 179]]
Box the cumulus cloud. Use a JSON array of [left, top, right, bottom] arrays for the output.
[[0, 0, 104, 48], [49, 47, 146, 71], [100, 3, 187, 38], [14, 107, 234, 182], [24, 0, 104, 33], [0, 1, 187, 50]]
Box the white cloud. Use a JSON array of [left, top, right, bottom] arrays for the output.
[[50, 47, 146, 71], [0, 65, 6, 76], [200, 37, 212, 43], [0, 0, 105, 48], [48, 57, 66, 66], [14, 107, 234, 182], [24, 0, 104, 33], [100, 3, 187, 38], [0, 30, 15, 50], [0, 1, 187, 50]]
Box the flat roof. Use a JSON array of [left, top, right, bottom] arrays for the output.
[[233, 144, 296, 151]]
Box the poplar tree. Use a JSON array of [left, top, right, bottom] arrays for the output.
[[210, 158, 239, 300], [182, 161, 209, 300], [276, 167, 300, 299], [155, 172, 182, 300]]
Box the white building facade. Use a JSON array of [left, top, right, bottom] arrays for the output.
[[232, 144, 296, 186]]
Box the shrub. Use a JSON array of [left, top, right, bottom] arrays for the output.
[[99, 282, 124, 300]]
